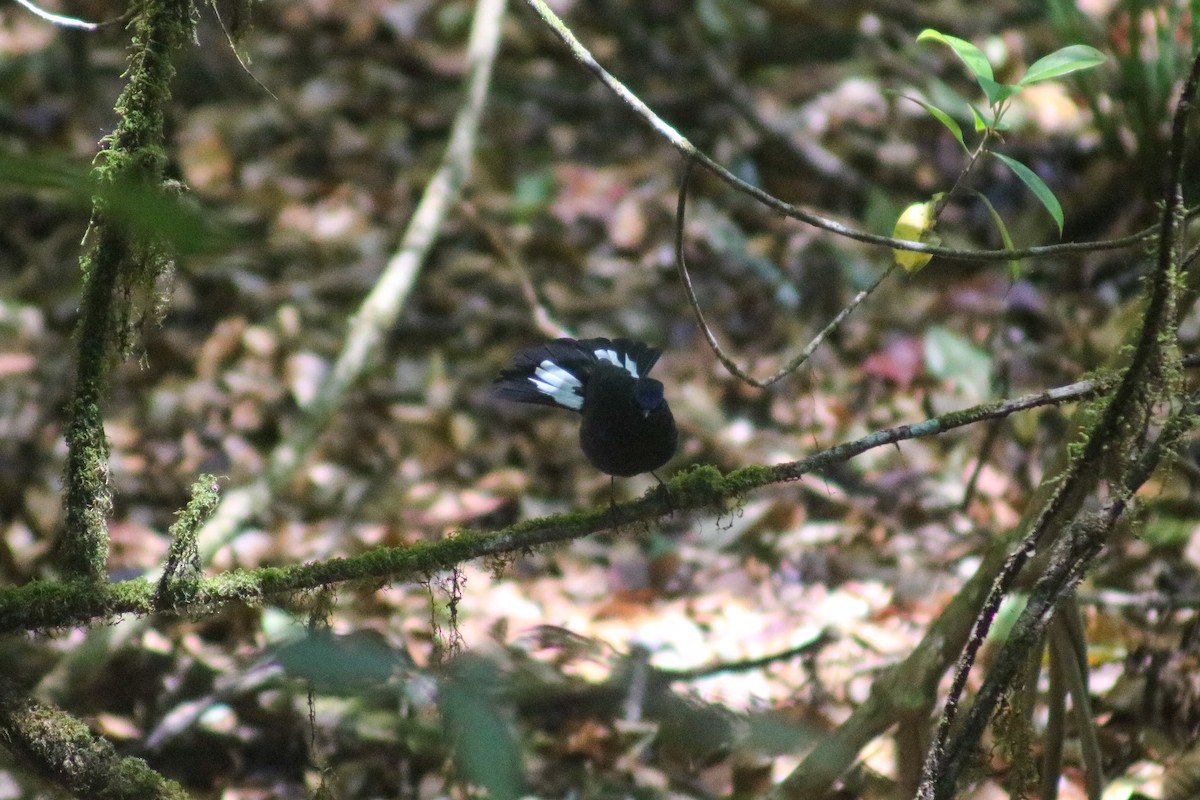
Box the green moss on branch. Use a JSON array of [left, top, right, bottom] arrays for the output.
[[58, 0, 197, 579]]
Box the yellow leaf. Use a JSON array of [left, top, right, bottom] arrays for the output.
[[892, 198, 939, 273]]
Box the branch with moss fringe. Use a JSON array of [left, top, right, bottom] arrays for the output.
[[155, 475, 220, 609], [58, 0, 197, 580], [0, 365, 1158, 635]]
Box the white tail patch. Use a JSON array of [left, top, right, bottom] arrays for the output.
[[594, 348, 639, 378], [531, 361, 584, 409]]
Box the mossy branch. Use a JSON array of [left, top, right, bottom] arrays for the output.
[[914, 42, 1200, 800], [0, 368, 1141, 635], [155, 475, 220, 608], [0, 678, 189, 800], [58, 0, 196, 579]]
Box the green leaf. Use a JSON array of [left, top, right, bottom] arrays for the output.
[[510, 168, 555, 220], [918, 29, 994, 84], [970, 105, 989, 132], [988, 593, 1028, 643], [975, 74, 1020, 107], [272, 630, 400, 692], [916, 30, 1031, 110], [924, 326, 992, 401], [897, 94, 966, 151], [1019, 44, 1107, 86], [1142, 515, 1193, 547], [101, 180, 224, 255], [980, 79, 1021, 107], [440, 657, 523, 800], [990, 151, 1064, 235], [0, 152, 224, 254], [972, 190, 1022, 279]]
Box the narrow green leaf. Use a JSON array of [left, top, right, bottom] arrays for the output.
[[898, 94, 967, 151], [1019, 45, 1107, 85], [990, 593, 1029, 643], [0, 152, 224, 254], [990, 151, 1064, 235], [972, 190, 1022, 279], [918, 29, 994, 83], [971, 105, 989, 132]]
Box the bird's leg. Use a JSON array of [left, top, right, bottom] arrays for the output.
[[651, 471, 674, 516]]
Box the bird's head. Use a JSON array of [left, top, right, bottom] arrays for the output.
[[633, 378, 666, 416]]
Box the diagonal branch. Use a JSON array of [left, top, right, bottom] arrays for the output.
[[4, 363, 1177, 634], [12, 0, 100, 29], [193, 0, 509, 560], [0, 679, 188, 799]]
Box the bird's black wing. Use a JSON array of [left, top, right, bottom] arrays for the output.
[[492, 338, 600, 411]]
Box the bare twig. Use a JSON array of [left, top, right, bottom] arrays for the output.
[[521, 0, 1155, 263], [459, 199, 572, 339], [669, 629, 837, 680], [208, 0, 279, 100], [676, 159, 894, 386]]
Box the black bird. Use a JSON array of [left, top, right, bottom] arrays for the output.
[[493, 337, 678, 477]]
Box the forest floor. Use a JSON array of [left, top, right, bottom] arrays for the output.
[[1, 1, 1198, 798]]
